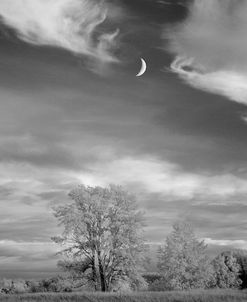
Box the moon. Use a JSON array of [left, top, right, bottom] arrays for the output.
[[136, 58, 147, 77]]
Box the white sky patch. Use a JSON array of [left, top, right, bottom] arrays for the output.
[[78, 157, 201, 198], [0, 0, 120, 64], [76, 156, 247, 200], [167, 0, 247, 104], [204, 238, 247, 250]]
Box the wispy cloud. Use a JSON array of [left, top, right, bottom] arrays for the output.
[[0, 240, 59, 278], [3, 145, 247, 210], [170, 57, 247, 104], [167, 0, 247, 104], [204, 238, 247, 250], [76, 155, 247, 200], [0, 240, 58, 260], [0, 0, 120, 64]]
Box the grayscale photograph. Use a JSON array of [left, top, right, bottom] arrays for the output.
[[0, 0, 247, 301]]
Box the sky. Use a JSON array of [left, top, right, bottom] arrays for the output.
[[1, 0, 247, 279]]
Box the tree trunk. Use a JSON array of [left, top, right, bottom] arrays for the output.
[[97, 250, 107, 292], [92, 253, 98, 291]]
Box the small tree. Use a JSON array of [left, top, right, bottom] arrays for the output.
[[157, 221, 213, 290], [211, 252, 242, 289], [52, 184, 146, 292]]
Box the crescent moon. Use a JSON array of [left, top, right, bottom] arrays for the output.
[[136, 58, 147, 77]]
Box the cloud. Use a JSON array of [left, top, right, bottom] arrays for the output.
[[0, 240, 59, 278], [170, 57, 247, 104], [167, 0, 247, 104], [1, 131, 247, 205], [204, 238, 247, 250], [76, 155, 247, 200], [0, 240, 58, 261], [78, 156, 202, 198], [0, 0, 120, 64]]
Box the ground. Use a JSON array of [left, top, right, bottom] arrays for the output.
[[1, 290, 247, 302]]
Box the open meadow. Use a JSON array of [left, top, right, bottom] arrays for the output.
[[1, 291, 247, 302]]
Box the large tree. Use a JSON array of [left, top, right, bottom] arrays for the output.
[[52, 185, 146, 292], [157, 221, 213, 290]]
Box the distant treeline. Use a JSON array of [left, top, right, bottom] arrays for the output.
[[0, 276, 73, 294]]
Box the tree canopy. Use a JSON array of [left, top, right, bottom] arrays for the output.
[[157, 221, 213, 290], [211, 252, 242, 289], [52, 184, 146, 292], [230, 250, 247, 289]]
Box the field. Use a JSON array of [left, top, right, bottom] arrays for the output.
[[1, 290, 247, 302]]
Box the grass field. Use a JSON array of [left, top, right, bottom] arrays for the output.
[[1, 290, 247, 302]]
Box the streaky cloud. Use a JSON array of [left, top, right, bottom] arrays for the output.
[[170, 56, 247, 104], [0, 0, 120, 65], [167, 0, 247, 104], [76, 155, 247, 200], [204, 238, 247, 250]]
